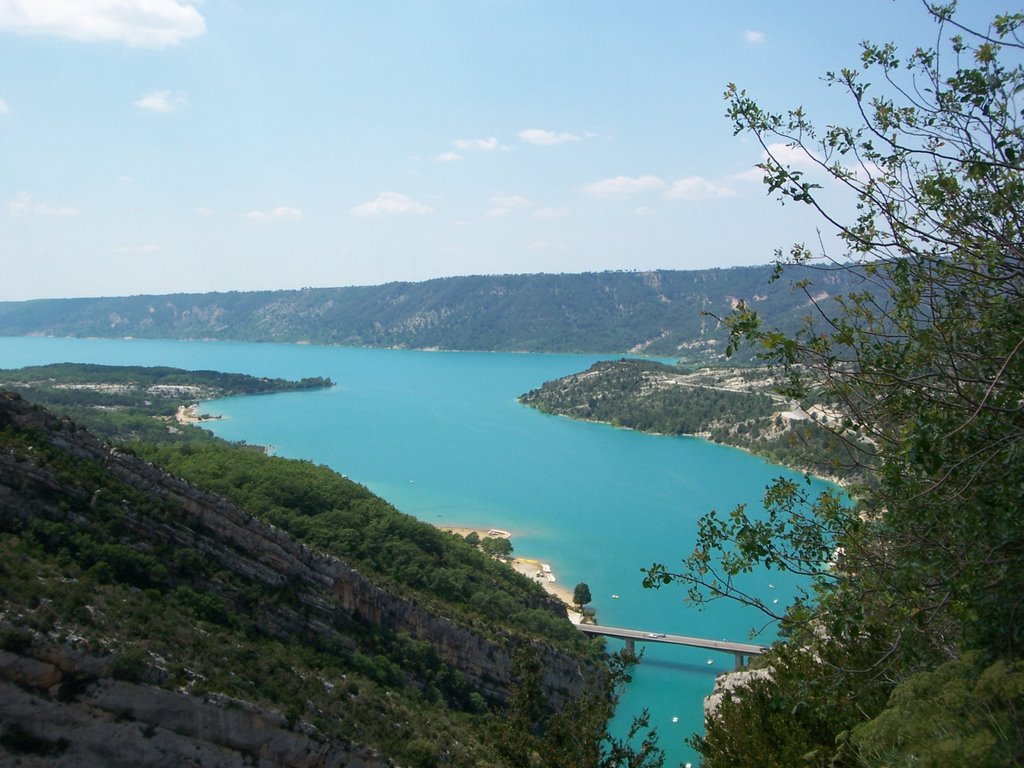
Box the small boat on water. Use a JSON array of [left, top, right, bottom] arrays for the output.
[[611, 594, 620, 599]]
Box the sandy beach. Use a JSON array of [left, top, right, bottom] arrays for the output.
[[174, 404, 222, 425], [438, 524, 584, 623]]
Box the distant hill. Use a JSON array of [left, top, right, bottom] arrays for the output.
[[0, 266, 869, 359]]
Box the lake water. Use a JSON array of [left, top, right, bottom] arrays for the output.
[[0, 336, 831, 766]]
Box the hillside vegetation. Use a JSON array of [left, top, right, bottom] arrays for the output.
[[0, 266, 867, 359], [521, 359, 871, 483], [0, 363, 331, 444], [0, 365, 654, 767]]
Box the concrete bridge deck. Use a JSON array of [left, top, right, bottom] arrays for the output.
[[577, 623, 767, 669]]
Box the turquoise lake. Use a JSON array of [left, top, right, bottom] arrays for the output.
[[0, 336, 833, 766]]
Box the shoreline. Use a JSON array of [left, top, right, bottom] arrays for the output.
[[437, 524, 584, 623], [527, 409, 852, 489], [175, 403, 223, 425]]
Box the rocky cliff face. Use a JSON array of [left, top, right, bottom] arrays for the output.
[[0, 640, 385, 768], [0, 391, 599, 765]]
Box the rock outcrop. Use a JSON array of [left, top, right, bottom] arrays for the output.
[[0, 641, 385, 767], [0, 390, 600, 764]]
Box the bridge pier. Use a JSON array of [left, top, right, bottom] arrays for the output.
[[734, 653, 745, 670], [625, 638, 635, 656]]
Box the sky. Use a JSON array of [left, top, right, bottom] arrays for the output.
[[0, 0, 1011, 301]]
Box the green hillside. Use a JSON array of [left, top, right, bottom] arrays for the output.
[[0, 366, 659, 766], [0, 266, 866, 359]]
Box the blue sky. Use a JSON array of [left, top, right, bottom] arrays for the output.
[[0, 1, 1009, 300]]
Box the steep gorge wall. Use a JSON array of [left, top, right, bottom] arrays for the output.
[[0, 391, 599, 761], [0, 640, 386, 768]]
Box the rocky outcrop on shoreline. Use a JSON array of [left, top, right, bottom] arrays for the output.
[[703, 666, 773, 720]]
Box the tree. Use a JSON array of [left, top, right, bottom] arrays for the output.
[[497, 647, 665, 768], [645, 5, 1024, 764], [480, 535, 514, 559], [573, 582, 593, 610]]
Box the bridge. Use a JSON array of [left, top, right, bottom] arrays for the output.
[[576, 623, 767, 669]]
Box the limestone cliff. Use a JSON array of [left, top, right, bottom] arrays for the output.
[[0, 390, 601, 765]]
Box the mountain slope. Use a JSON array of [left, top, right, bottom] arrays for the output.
[[0, 267, 866, 358], [0, 390, 606, 766]]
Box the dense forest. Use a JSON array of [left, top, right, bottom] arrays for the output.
[[0, 266, 867, 359], [0, 363, 330, 433], [521, 359, 870, 483], [0, 365, 660, 766]]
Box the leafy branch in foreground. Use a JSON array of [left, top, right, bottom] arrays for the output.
[[648, 4, 1024, 765], [644, 479, 852, 629]]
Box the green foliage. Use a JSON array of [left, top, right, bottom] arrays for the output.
[[495, 648, 664, 768], [112, 648, 150, 683], [522, 359, 869, 481], [851, 654, 1024, 767], [0, 363, 331, 394], [479, 535, 514, 559], [0, 391, 609, 766], [0, 363, 332, 446], [137, 441, 578, 649], [521, 359, 777, 436], [573, 583, 592, 609], [649, 6, 1024, 765]]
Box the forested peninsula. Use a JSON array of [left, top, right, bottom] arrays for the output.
[[0, 265, 865, 359], [520, 359, 869, 483]]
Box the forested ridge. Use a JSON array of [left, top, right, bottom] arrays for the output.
[[0, 365, 661, 767], [520, 359, 871, 483], [0, 266, 866, 359]]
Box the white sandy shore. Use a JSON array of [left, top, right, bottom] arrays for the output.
[[438, 525, 584, 623], [174, 404, 222, 425]]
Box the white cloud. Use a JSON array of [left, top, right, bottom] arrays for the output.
[[0, 98, 9, 115], [518, 128, 580, 146], [744, 30, 765, 44], [196, 206, 216, 216], [665, 176, 736, 200], [242, 206, 303, 222], [528, 240, 549, 251], [583, 175, 665, 199], [633, 206, 655, 216], [730, 166, 764, 183], [765, 141, 818, 168], [451, 136, 506, 152], [134, 89, 186, 113], [436, 151, 463, 163], [350, 192, 433, 217], [533, 207, 569, 219], [8, 191, 79, 217], [486, 207, 511, 218], [0, 0, 206, 48]]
